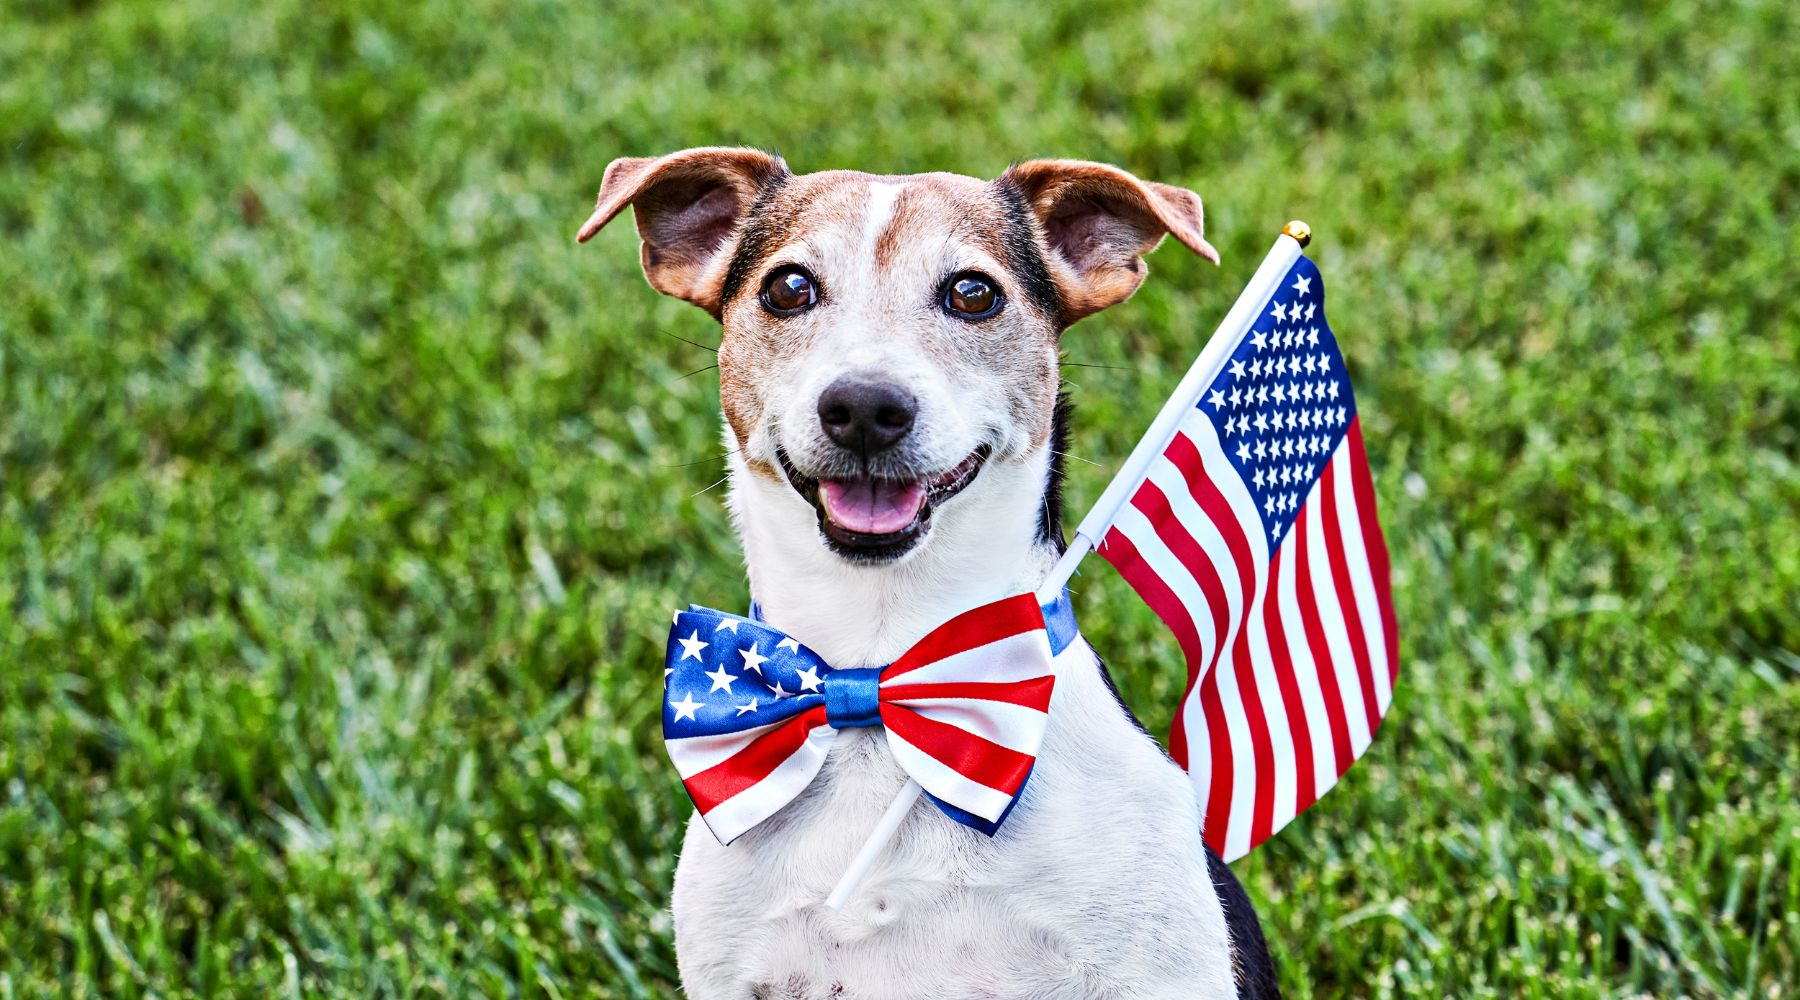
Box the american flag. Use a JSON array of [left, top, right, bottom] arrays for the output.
[[1097, 253, 1397, 862]]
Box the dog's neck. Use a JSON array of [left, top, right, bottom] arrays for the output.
[[726, 442, 1065, 668]]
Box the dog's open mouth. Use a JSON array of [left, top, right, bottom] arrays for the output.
[[777, 446, 990, 560]]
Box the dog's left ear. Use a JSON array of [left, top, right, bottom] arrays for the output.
[[999, 159, 1219, 325], [575, 146, 789, 317]]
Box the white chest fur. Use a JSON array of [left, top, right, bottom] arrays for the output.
[[671, 636, 1239, 999]]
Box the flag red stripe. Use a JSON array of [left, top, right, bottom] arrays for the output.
[[1234, 620, 1278, 847], [1293, 505, 1351, 774], [881, 704, 1036, 794], [1194, 665, 1235, 853], [1130, 478, 1231, 692], [879, 677, 1054, 711], [1098, 526, 1228, 807], [1104, 527, 1187, 776], [1263, 546, 1317, 813], [884, 593, 1045, 678], [1163, 433, 1265, 852], [1347, 419, 1399, 683], [1169, 683, 1189, 768], [1320, 459, 1382, 738], [1130, 471, 1274, 848], [684, 705, 828, 813], [1166, 433, 1257, 602]]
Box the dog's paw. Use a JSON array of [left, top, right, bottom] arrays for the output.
[[749, 974, 844, 1000]]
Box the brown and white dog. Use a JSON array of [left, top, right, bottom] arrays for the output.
[[577, 149, 1278, 999]]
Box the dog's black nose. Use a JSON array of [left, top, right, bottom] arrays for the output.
[[817, 378, 917, 457]]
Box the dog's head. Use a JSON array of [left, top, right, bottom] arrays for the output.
[[578, 148, 1216, 564]]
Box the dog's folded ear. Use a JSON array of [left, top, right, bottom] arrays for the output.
[[998, 160, 1219, 325], [576, 147, 789, 317]]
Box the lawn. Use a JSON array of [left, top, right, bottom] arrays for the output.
[[2, 0, 1797, 996]]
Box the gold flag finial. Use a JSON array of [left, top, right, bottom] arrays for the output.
[[1282, 220, 1312, 248]]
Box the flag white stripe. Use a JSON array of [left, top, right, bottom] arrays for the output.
[[1140, 439, 1253, 759], [1303, 463, 1372, 755], [1330, 444, 1392, 713], [1275, 524, 1340, 796], [1179, 676, 1212, 813], [1147, 433, 1250, 623], [1186, 415, 1272, 612], [1129, 416, 1261, 858], [1188, 414, 1272, 862], [1112, 502, 1251, 852], [1245, 582, 1298, 836], [1211, 650, 1255, 861], [1188, 422, 1303, 845], [1134, 416, 1379, 858], [1112, 503, 1223, 667]]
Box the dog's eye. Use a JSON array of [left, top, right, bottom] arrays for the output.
[[943, 272, 1002, 320], [761, 267, 819, 316]]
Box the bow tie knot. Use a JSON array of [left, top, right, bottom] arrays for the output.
[[822, 667, 883, 729], [663, 592, 1076, 845]]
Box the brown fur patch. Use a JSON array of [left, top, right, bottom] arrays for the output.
[[871, 184, 920, 269]]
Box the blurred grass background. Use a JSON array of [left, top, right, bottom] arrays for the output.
[[3, 0, 1798, 996]]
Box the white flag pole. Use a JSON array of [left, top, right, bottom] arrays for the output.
[[824, 223, 1314, 910]]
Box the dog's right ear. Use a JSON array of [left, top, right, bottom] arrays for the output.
[[575, 147, 788, 317], [999, 159, 1219, 325]]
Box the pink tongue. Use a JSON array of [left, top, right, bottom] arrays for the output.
[[818, 478, 926, 535]]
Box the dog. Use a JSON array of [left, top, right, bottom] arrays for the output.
[[578, 148, 1279, 999]]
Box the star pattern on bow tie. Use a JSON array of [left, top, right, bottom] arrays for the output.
[[670, 692, 703, 722], [663, 617, 832, 734], [740, 644, 768, 674], [677, 630, 707, 662]]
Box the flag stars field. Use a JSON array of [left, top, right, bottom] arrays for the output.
[[1209, 275, 1355, 552]]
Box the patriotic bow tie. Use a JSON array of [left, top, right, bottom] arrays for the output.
[[663, 591, 1078, 845]]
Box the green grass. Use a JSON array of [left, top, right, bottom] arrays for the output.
[[3, 0, 1797, 995]]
